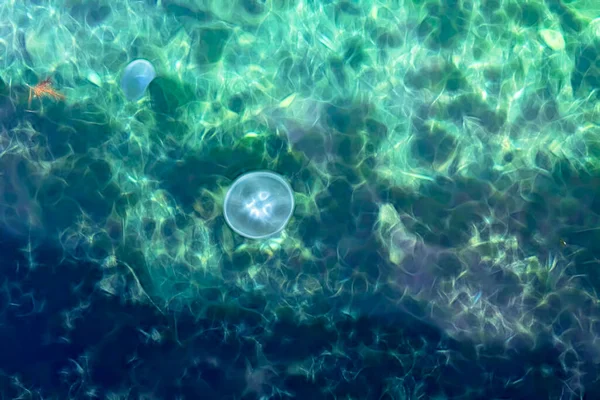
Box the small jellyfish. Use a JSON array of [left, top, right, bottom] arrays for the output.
[[120, 59, 156, 101], [223, 171, 294, 239]]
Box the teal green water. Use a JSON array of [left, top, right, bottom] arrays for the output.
[[0, 0, 600, 398]]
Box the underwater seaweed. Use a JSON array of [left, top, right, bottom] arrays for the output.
[[27, 77, 65, 108]]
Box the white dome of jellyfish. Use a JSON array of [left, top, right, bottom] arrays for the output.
[[223, 171, 294, 239], [120, 59, 156, 101]]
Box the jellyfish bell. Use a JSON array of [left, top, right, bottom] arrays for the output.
[[223, 171, 294, 239], [120, 59, 156, 101]]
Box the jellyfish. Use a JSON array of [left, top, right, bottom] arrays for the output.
[[120, 59, 156, 101], [223, 171, 294, 239]]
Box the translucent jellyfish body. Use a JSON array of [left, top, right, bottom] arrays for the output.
[[223, 171, 294, 239], [120, 59, 156, 101]]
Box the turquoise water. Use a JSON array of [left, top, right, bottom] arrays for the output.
[[1, 0, 600, 398]]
